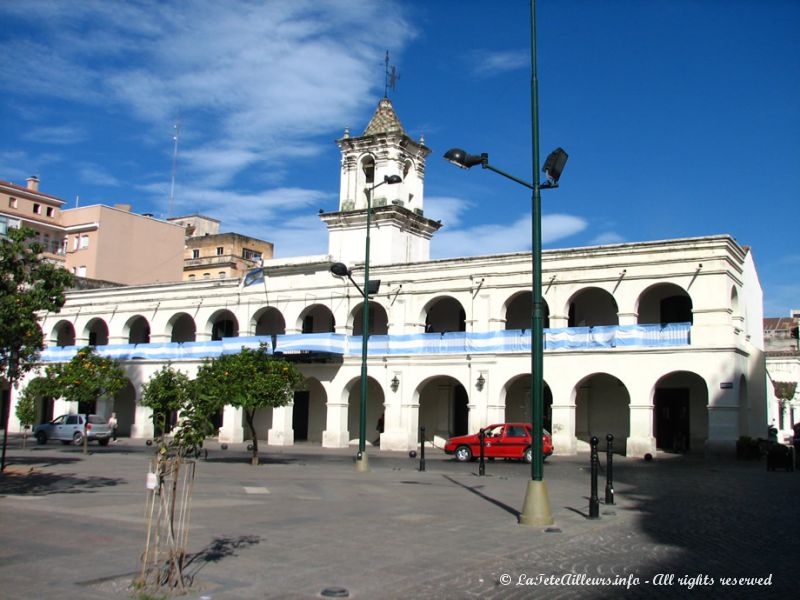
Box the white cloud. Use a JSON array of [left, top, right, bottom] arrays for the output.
[[424, 195, 475, 228], [77, 164, 121, 187], [432, 212, 587, 259], [591, 232, 625, 245], [22, 125, 86, 145], [471, 50, 529, 77]]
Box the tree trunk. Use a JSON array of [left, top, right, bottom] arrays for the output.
[[246, 410, 259, 466]]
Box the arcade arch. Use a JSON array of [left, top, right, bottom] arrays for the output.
[[423, 296, 466, 333], [209, 309, 239, 340], [568, 288, 618, 327], [125, 315, 151, 344], [637, 283, 693, 324], [85, 318, 109, 346], [52, 320, 76, 347], [416, 375, 469, 441], [299, 304, 335, 333], [504, 291, 550, 330], [575, 373, 630, 453], [653, 371, 708, 453], [503, 374, 553, 432], [293, 378, 327, 443], [169, 313, 196, 343], [344, 376, 384, 445], [352, 301, 389, 336]]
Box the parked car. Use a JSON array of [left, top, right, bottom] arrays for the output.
[[444, 423, 553, 463], [33, 414, 112, 446]]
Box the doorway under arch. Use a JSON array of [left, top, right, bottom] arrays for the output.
[[345, 376, 384, 446], [503, 374, 552, 432], [417, 375, 469, 442], [575, 373, 630, 454], [653, 371, 708, 453]]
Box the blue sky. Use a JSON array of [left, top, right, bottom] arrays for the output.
[[1, 0, 798, 316]]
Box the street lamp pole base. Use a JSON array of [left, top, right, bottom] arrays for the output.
[[355, 451, 371, 473], [519, 480, 554, 526]]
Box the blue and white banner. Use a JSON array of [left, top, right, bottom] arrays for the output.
[[38, 323, 691, 363]]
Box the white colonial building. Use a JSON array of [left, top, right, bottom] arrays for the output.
[[9, 98, 767, 457]]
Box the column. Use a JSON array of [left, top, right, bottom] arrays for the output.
[[550, 402, 576, 455], [322, 400, 350, 448], [268, 405, 295, 446], [131, 404, 154, 439], [380, 370, 408, 451], [627, 403, 657, 457], [218, 405, 244, 443]]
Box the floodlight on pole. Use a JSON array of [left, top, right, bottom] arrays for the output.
[[442, 0, 567, 528], [331, 173, 401, 472]]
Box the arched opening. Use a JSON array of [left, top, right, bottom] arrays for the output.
[[653, 371, 708, 453], [126, 315, 151, 344], [352, 301, 389, 336], [575, 373, 630, 454], [23, 377, 56, 425], [503, 374, 553, 432], [568, 288, 619, 327], [344, 376, 384, 446], [293, 378, 327, 443], [637, 283, 693, 324], [359, 155, 376, 207], [169, 313, 196, 343], [113, 379, 137, 437], [254, 306, 286, 351], [417, 375, 469, 442], [423, 296, 466, 333], [209, 309, 239, 340], [52, 320, 76, 347], [299, 304, 335, 333], [738, 374, 749, 437], [504, 291, 550, 330], [85, 318, 109, 346]]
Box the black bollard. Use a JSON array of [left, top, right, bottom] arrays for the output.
[[589, 436, 600, 519], [419, 426, 426, 472], [605, 434, 615, 505], [478, 428, 486, 476]]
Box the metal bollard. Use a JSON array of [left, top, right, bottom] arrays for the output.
[[478, 428, 486, 476], [589, 436, 600, 519], [605, 433, 615, 505], [419, 426, 426, 472]]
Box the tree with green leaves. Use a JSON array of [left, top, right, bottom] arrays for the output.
[[47, 346, 127, 453], [141, 364, 216, 455], [1, 226, 73, 470], [195, 345, 304, 465], [15, 376, 59, 448], [773, 381, 798, 430]]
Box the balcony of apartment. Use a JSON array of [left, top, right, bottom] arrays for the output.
[[185, 253, 257, 269]]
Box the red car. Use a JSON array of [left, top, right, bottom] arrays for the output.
[[445, 423, 553, 463]]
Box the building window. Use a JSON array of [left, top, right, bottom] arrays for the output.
[[73, 235, 79, 251], [46, 207, 54, 217], [8, 197, 17, 208], [0, 215, 7, 237], [192, 249, 200, 259], [218, 272, 226, 279], [243, 248, 262, 261], [188, 274, 196, 280], [33, 203, 41, 214], [216, 246, 224, 256], [77, 266, 87, 277], [80, 235, 89, 249], [203, 272, 211, 280]]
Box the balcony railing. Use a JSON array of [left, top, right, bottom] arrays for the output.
[[39, 323, 691, 363]]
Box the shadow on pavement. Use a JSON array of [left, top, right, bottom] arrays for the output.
[[0, 470, 125, 495], [183, 535, 263, 583], [442, 474, 521, 518]]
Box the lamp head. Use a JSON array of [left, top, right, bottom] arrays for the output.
[[329, 262, 351, 277], [384, 174, 402, 184], [542, 147, 568, 184], [443, 148, 486, 170]]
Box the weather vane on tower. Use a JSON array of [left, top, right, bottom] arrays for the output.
[[384, 50, 399, 97]]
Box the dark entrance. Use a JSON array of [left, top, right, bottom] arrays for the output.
[[292, 391, 310, 441], [453, 385, 468, 436], [655, 388, 690, 452]]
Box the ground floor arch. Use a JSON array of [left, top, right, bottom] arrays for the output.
[[113, 379, 137, 437], [293, 378, 327, 443], [416, 375, 469, 443], [575, 373, 630, 453], [503, 374, 552, 431], [345, 376, 384, 446], [653, 371, 708, 453]]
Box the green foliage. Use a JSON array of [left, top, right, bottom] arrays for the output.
[[0, 227, 74, 383], [47, 346, 126, 410], [16, 377, 59, 428], [141, 364, 217, 453], [195, 345, 304, 464]]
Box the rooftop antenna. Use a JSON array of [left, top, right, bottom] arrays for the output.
[[167, 117, 181, 219], [384, 50, 399, 97]]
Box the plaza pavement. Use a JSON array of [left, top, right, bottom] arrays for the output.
[[0, 436, 796, 599]]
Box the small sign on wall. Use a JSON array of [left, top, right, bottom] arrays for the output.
[[720, 382, 733, 389]]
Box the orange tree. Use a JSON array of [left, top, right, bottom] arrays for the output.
[[194, 345, 304, 465], [47, 346, 126, 453]]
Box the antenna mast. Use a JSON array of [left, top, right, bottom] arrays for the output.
[[168, 118, 181, 219]]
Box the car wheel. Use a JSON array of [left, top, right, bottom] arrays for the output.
[[35, 431, 47, 445], [524, 446, 533, 464], [73, 431, 84, 446], [454, 445, 472, 462]]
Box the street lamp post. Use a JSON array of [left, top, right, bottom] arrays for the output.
[[331, 173, 401, 472], [443, 0, 567, 527]]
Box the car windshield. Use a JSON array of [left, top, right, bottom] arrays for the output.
[[88, 415, 106, 425]]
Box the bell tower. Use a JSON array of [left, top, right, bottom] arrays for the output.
[[320, 97, 441, 266]]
